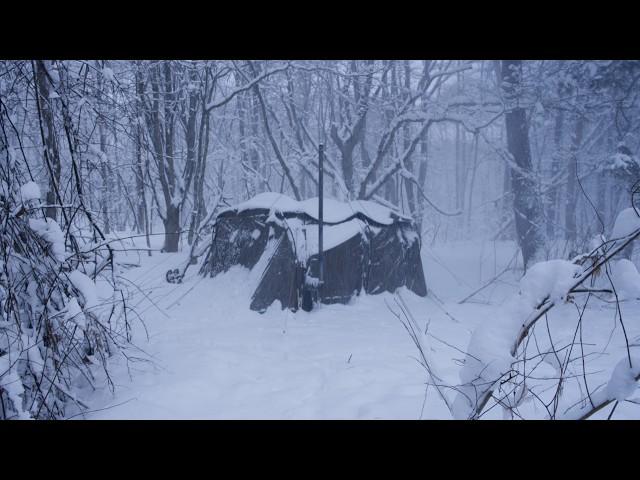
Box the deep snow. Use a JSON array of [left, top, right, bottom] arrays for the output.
[[81, 235, 640, 419]]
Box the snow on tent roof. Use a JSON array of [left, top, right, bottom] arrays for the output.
[[220, 192, 410, 226], [289, 218, 369, 262], [303, 220, 367, 254]]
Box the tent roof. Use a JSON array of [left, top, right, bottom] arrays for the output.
[[219, 192, 411, 226]]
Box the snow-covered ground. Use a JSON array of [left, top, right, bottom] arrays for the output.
[[82, 235, 640, 419]]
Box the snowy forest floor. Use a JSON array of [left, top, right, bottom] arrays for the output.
[[82, 235, 640, 419]]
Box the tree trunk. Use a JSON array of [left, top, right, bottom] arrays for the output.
[[237, 88, 252, 198], [249, 61, 301, 201], [163, 204, 181, 252], [465, 132, 480, 233], [546, 109, 564, 239], [188, 80, 213, 244], [34, 60, 61, 222], [402, 60, 417, 220], [565, 115, 585, 248], [416, 127, 429, 232], [161, 61, 180, 252], [99, 129, 111, 234], [502, 60, 545, 269], [96, 62, 111, 235], [134, 65, 148, 236], [134, 63, 151, 254], [250, 93, 261, 192]]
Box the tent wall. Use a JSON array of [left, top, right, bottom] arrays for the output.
[[401, 235, 428, 297], [250, 231, 303, 312], [200, 207, 428, 313], [366, 224, 427, 297], [306, 231, 370, 305], [200, 215, 269, 277]]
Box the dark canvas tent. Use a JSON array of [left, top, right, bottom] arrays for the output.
[[199, 193, 427, 312]]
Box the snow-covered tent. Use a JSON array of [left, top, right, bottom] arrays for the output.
[[199, 193, 427, 312]]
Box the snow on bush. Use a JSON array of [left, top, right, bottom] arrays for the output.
[[611, 207, 640, 240], [102, 67, 115, 82], [452, 259, 581, 419], [1, 167, 130, 419], [28, 217, 66, 262], [607, 357, 640, 401], [20, 181, 40, 202], [609, 259, 640, 300], [68, 270, 99, 309], [64, 297, 86, 329], [451, 313, 517, 419], [603, 148, 640, 181], [451, 213, 640, 419], [560, 356, 640, 419], [518, 260, 581, 308]]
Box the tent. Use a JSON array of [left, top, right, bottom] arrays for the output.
[[199, 192, 427, 312]]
